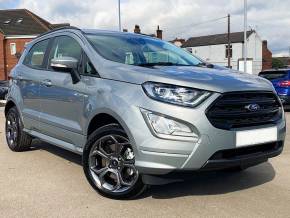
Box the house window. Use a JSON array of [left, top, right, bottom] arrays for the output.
[[225, 45, 232, 58], [10, 43, 17, 55], [186, 47, 193, 53]]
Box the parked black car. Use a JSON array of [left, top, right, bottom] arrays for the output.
[[0, 80, 9, 100]]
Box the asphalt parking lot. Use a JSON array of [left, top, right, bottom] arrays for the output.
[[0, 105, 289, 218]]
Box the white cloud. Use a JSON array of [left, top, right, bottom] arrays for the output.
[[17, 0, 290, 55]]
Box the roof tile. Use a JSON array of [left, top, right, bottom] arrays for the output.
[[182, 31, 254, 48], [0, 9, 69, 36]]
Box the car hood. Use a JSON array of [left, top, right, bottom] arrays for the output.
[[100, 62, 274, 93]]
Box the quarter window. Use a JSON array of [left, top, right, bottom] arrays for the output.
[[82, 53, 98, 76], [24, 39, 49, 68]]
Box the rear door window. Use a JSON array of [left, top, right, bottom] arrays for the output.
[[24, 39, 49, 68], [259, 71, 288, 80]]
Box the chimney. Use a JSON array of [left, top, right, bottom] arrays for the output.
[[123, 29, 128, 32], [156, 25, 162, 39], [262, 40, 268, 47], [134, 25, 141, 34]]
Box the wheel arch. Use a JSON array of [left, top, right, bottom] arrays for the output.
[[86, 111, 133, 141], [5, 100, 17, 116]]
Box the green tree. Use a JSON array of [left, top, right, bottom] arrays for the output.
[[272, 58, 285, 69]]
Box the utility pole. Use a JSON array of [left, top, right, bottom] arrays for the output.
[[227, 14, 231, 68], [118, 0, 121, 31], [244, 0, 248, 73]]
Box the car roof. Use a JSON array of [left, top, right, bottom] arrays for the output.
[[26, 26, 162, 49], [260, 69, 290, 73], [36, 26, 156, 40]]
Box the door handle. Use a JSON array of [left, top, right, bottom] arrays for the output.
[[41, 79, 52, 87]]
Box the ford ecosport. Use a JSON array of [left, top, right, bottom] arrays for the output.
[[5, 27, 286, 199]]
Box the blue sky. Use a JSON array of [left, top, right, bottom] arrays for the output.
[[0, 0, 20, 9], [2, 0, 290, 56]]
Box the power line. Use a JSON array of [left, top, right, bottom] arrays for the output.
[[183, 16, 227, 29], [166, 15, 228, 38]]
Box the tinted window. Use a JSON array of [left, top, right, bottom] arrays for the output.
[[24, 39, 49, 68], [48, 36, 82, 69], [85, 33, 203, 67], [259, 71, 288, 80]]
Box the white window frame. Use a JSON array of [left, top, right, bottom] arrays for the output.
[[10, 43, 17, 55]]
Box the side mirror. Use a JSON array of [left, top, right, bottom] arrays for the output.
[[51, 57, 81, 84]]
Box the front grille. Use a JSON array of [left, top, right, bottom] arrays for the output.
[[206, 92, 282, 130]]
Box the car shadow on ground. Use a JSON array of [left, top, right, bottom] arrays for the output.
[[145, 162, 275, 199], [29, 140, 275, 200], [30, 139, 82, 165]]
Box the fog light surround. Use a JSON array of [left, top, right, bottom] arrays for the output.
[[141, 109, 199, 141]]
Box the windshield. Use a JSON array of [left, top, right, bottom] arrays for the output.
[[85, 33, 204, 67]]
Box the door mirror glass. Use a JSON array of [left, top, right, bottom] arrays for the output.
[[50, 56, 78, 71]]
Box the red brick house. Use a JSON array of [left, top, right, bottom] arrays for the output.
[[0, 9, 69, 80], [262, 40, 272, 71]]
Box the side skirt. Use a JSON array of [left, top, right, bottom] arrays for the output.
[[23, 129, 84, 155]]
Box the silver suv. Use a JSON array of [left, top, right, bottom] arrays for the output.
[[5, 27, 286, 199]]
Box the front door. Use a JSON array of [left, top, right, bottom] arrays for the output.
[[37, 35, 86, 148]]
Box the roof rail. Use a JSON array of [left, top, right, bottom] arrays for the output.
[[36, 26, 82, 39]]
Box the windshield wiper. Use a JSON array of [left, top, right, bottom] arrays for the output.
[[136, 62, 192, 67], [194, 62, 214, 68], [136, 62, 214, 68]]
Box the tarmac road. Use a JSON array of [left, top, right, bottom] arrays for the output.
[[0, 106, 289, 218]]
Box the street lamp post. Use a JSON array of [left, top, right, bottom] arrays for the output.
[[244, 0, 248, 73], [118, 0, 121, 31]]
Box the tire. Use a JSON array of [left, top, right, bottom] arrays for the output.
[[5, 106, 32, 152], [83, 124, 146, 200]]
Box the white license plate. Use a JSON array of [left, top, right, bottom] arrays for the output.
[[236, 127, 277, 147]]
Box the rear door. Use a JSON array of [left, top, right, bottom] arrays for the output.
[[17, 38, 50, 130], [37, 34, 86, 148]]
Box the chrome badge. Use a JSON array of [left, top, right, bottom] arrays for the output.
[[245, 103, 260, 112]]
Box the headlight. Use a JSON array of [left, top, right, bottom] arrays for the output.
[[142, 109, 199, 140], [142, 82, 211, 107]]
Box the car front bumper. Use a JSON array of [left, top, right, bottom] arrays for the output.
[[135, 120, 286, 176], [141, 141, 284, 185], [200, 140, 283, 171], [130, 108, 286, 177], [115, 86, 287, 178], [279, 95, 290, 107]]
